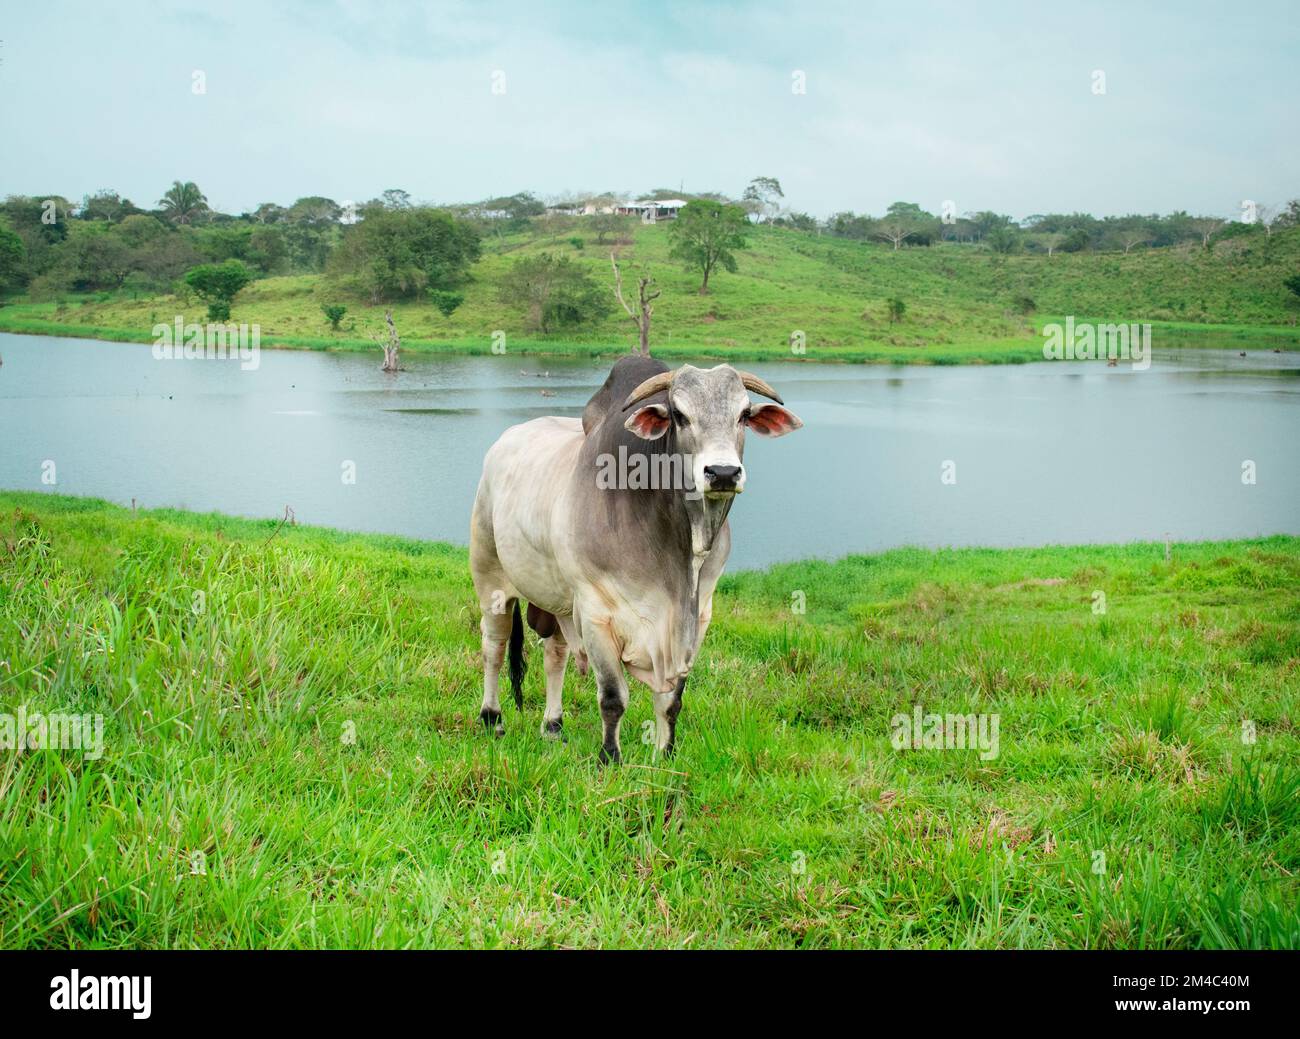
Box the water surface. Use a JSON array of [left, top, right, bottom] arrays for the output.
[[1, 332, 1296, 569]]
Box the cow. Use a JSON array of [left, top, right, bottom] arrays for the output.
[[469, 355, 802, 762]]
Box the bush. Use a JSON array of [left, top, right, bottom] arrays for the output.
[[887, 298, 906, 323], [428, 289, 464, 318], [568, 237, 585, 250], [183, 259, 252, 321], [321, 303, 347, 330], [498, 252, 608, 334]]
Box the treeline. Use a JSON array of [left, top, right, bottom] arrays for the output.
[[1, 178, 1297, 309], [814, 201, 1300, 253], [0, 182, 503, 307]]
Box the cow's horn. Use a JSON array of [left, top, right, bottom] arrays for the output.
[[733, 369, 785, 405], [622, 369, 675, 410]]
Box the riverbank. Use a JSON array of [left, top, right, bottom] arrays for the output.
[[4, 222, 1300, 364], [2, 491, 1297, 948], [3, 302, 1298, 365]]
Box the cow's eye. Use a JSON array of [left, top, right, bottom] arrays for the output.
[[740, 407, 751, 424], [671, 407, 688, 427]]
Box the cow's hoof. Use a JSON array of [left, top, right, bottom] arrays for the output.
[[541, 718, 565, 743], [479, 707, 505, 737], [597, 744, 621, 766]]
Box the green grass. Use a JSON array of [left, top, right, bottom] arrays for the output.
[[1, 491, 1298, 948], [3, 224, 1299, 364]]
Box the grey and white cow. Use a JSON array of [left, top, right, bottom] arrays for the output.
[[469, 355, 801, 762]]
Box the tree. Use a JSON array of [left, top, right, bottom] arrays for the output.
[[158, 181, 210, 225], [1243, 201, 1275, 237], [1060, 227, 1092, 253], [886, 298, 906, 323], [1189, 216, 1224, 247], [472, 192, 545, 236], [80, 190, 140, 223], [591, 212, 631, 244], [374, 310, 401, 372], [66, 223, 134, 288], [1116, 229, 1151, 254], [966, 211, 1014, 241], [774, 211, 819, 232], [378, 189, 413, 210], [827, 211, 874, 239], [1031, 231, 1065, 257], [327, 207, 480, 302], [428, 289, 464, 317], [285, 196, 343, 226], [498, 253, 607, 334], [873, 217, 918, 250], [742, 176, 784, 222], [611, 252, 660, 356], [870, 203, 938, 250], [321, 303, 347, 329], [251, 203, 286, 224], [247, 225, 287, 274], [986, 226, 1022, 254], [667, 199, 749, 294], [0, 227, 26, 292], [1274, 200, 1300, 231], [184, 259, 252, 320]]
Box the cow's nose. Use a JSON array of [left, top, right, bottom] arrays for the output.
[[703, 464, 742, 490]]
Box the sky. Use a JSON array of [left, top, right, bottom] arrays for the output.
[[1, 0, 1296, 220]]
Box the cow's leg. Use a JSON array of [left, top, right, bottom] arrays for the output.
[[653, 677, 686, 757], [540, 630, 569, 741], [584, 620, 628, 765], [478, 606, 514, 736]]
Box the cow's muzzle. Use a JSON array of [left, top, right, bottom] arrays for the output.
[[702, 464, 743, 495]]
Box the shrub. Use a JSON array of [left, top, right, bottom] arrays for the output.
[[428, 289, 464, 317]]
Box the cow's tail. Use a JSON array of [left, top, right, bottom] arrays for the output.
[[508, 600, 526, 711]]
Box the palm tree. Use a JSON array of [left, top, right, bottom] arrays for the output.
[[158, 181, 209, 225]]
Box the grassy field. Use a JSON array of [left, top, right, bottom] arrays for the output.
[[1, 491, 1297, 949], [3, 224, 1299, 364]]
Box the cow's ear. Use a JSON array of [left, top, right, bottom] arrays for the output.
[[745, 404, 803, 437], [625, 404, 670, 440]]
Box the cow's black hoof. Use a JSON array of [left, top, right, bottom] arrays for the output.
[[541, 718, 565, 743], [598, 744, 621, 766], [480, 707, 504, 737]]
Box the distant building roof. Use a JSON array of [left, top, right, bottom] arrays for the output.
[[619, 199, 688, 209]]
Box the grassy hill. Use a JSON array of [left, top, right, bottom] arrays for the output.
[[3, 224, 1300, 363], [2, 492, 1297, 947]]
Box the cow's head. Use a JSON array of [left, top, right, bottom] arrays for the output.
[[622, 364, 802, 499]]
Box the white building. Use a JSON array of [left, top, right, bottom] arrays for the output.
[[613, 199, 688, 222]]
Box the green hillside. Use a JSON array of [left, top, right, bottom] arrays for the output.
[[4, 224, 1300, 363]]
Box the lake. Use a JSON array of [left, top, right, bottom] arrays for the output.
[[1, 331, 1297, 570]]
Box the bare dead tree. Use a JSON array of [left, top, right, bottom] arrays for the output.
[[611, 252, 660, 357], [373, 309, 401, 371], [1117, 230, 1151, 254], [1037, 232, 1065, 258], [1190, 217, 1224, 248], [872, 219, 916, 251], [1251, 201, 1275, 237]]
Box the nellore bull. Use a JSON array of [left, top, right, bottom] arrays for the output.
[[469, 355, 802, 762]]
